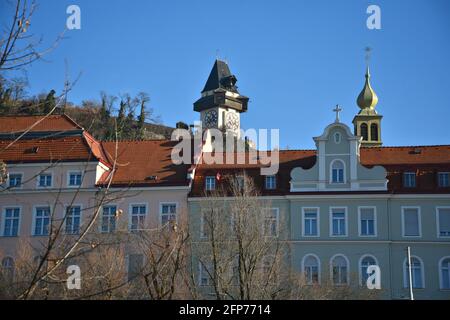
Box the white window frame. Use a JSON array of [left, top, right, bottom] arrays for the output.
[[1, 206, 21, 237], [438, 256, 450, 290], [63, 204, 83, 235], [36, 172, 53, 188], [32, 205, 51, 236], [401, 206, 422, 238], [329, 159, 346, 184], [205, 176, 216, 191], [301, 253, 321, 285], [126, 253, 145, 281], [265, 175, 277, 190], [200, 210, 210, 239], [302, 207, 320, 237], [101, 204, 118, 233], [330, 254, 350, 286], [403, 172, 416, 188], [403, 255, 425, 289], [159, 202, 178, 226], [358, 254, 379, 286], [7, 172, 23, 189], [263, 207, 279, 237], [438, 172, 450, 188], [358, 206, 377, 237], [129, 203, 148, 231], [198, 261, 211, 286], [329, 207, 348, 237], [436, 206, 450, 238], [67, 171, 83, 188]]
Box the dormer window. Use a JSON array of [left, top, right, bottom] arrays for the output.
[[265, 175, 276, 190], [205, 176, 216, 191], [403, 172, 416, 188], [331, 160, 345, 184], [438, 172, 449, 188]]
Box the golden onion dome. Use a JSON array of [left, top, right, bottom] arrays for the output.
[[357, 66, 378, 110]]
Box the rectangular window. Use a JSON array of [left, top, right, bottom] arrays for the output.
[[2, 207, 20, 237], [403, 172, 416, 188], [161, 203, 177, 226], [68, 172, 82, 187], [8, 173, 22, 188], [437, 207, 450, 237], [101, 205, 117, 233], [332, 169, 344, 183], [130, 204, 146, 231], [303, 208, 318, 236], [38, 173, 52, 187], [265, 175, 277, 190], [236, 176, 245, 191], [128, 254, 143, 281], [200, 210, 210, 239], [34, 206, 50, 236], [359, 207, 376, 236], [263, 208, 278, 237], [438, 172, 450, 187], [65, 206, 81, 234], [331, 208, 347, 236], [199, 262, 211, 286], [402, 207, 421, 237], [205, 176, 216, 191]]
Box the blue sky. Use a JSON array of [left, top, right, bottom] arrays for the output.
[[1, 0, 450, 149]]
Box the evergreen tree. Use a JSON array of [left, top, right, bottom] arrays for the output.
[[43, 89, 56, 114], [137, 92, 150, 139]]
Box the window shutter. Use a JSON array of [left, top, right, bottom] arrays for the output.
[[404, 209, 419, 236], [360, 208, 374, 220], [439, 209, 450, 234]]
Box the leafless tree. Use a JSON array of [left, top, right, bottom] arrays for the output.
[[195, 174, 289, 300], [0, 0, 65, 71]]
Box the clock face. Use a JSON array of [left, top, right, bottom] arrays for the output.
[[204, 110, 218, 128], [225, 112, 239, 131]]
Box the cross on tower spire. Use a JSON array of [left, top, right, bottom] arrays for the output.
[[333, 104, 342, 123]]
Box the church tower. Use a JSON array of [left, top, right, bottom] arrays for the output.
[[352, 66, 383, 147], [193, 60, 249, 138]]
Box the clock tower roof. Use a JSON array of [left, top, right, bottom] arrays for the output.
[[194, 59, 249, 113], [202, 59, 240, 94]]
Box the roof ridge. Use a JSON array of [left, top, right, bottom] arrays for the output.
[[362, 144, 450, 149]]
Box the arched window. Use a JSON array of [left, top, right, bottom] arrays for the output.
[[302, 254, 320, 285], [370, 123, 378, 141], [360, 123, 368, 141], [1, 257, 14, 281], [331, 255, 349, 285], [331, 160, 345, 184], [439, 257, 450, 289], [359, 255, 378, 286], [403, 256, 424, 289]]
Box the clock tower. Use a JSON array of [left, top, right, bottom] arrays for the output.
[[193, 59, 249, 138]]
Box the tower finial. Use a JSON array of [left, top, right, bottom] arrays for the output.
[[357, 47, 378, 110]]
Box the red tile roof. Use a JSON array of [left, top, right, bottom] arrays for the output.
[[0, 136, 100, 164], [0, 115, 82, 133], [190, 146, 450, 196], [99, 140, 189, 187], [360, 145, 450, 165]]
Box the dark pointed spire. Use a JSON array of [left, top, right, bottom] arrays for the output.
[[201, 59, 239, 94]]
